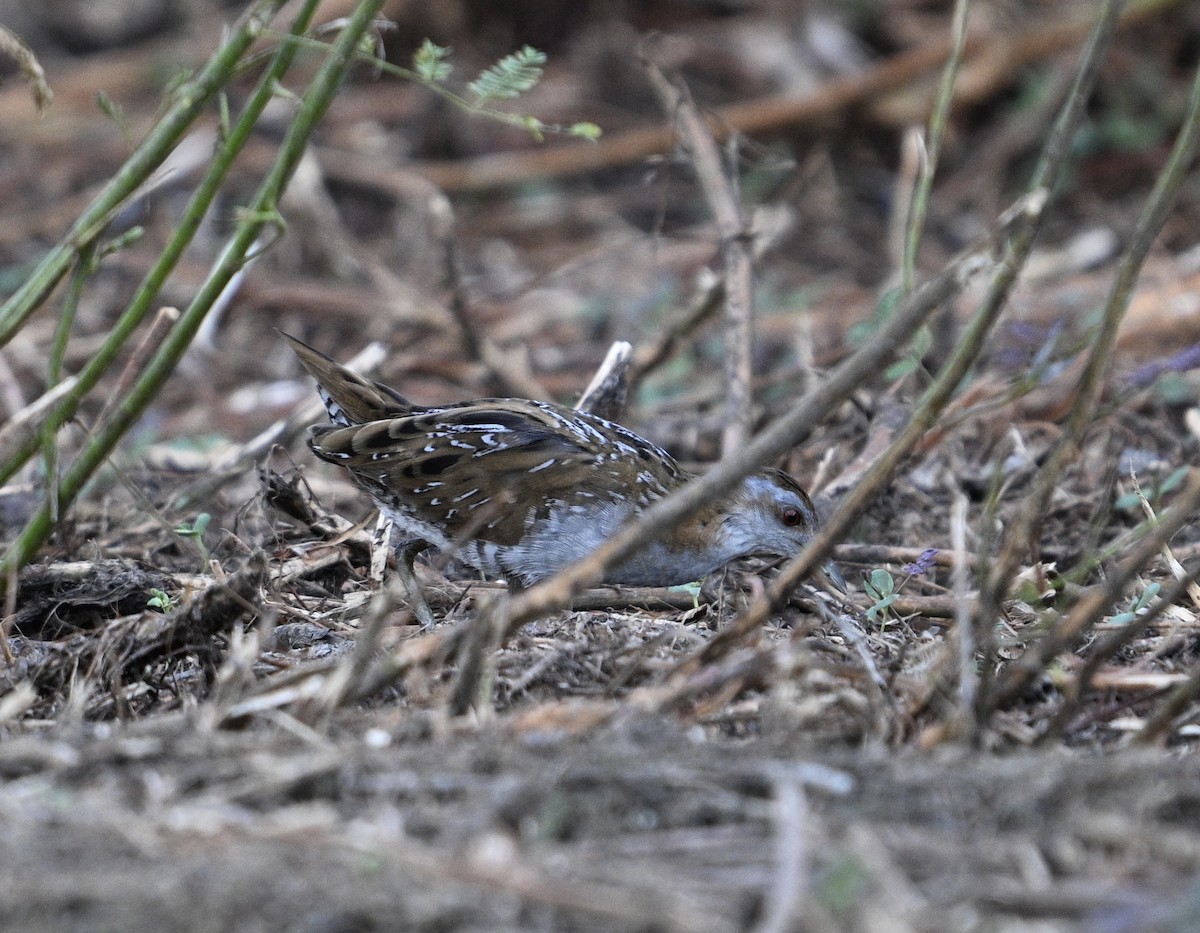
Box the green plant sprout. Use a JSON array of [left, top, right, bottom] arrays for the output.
[[863, 568, 898, 630], [411, 39, 600, 142], [668, 581, 703, 609], [256, 31, 602, 142], [1110, 581, 1162, 626], [467, 44, 545, 102], [175, 512, 211, 570], [1115, 464, 1188, 511], [147, 588, 174, 612]]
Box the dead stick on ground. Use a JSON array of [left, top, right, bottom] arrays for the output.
[[834, 543, 968, 570], [951, 491, 976, 739], [0, 375, 79, 474], [320, 577, 398, 713], [751, 774, 808, 933], [1135, 651, 1200, 746]]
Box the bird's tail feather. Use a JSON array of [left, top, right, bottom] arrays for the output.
[[280, 331, 412, 425]]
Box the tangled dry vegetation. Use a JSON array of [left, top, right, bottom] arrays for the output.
[[2, 1, 1200, 930]]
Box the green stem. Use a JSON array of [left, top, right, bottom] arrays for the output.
[[40, 243, 94, 522], [1, 0, 386, 579], [0, 0, 288, 346], [901, 0, 969, 294], [0, 0, 319, 490]]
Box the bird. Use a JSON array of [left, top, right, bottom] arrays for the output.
[[284, 333, 841, 626]]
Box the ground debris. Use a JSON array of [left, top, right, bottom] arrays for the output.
[[3, 553, 266, 718]]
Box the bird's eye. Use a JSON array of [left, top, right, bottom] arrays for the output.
[[781, 507, 803, 527]]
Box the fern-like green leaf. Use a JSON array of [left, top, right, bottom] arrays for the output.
[[468, 45, 546, 103]]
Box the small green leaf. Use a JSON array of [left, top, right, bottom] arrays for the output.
[[848, 287, 900, 344], [1160, 465, 1189, 495], [569, 122, 602, 141], [522, 115, 544, 142], [868, 568, 894, 597], [816, 854, 871, 917], [668, 581, 702, 598], [1114, 491, 1140, 511], [96, 91, 131, 143], [885, 326, 932, 380], [469, 45, 546, 103], [413, 38, 452, 83], [175, 513, 211, 571], [147, 588, 173, 612], [1155, 373, 1192, 405], [865, 594, 897, 622], [668, 581, 703, 609], [1137, 582, 1161, 609], [884, 355, 922, 380]]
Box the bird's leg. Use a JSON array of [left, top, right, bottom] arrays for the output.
[[373, 514, 437, 629], [505, 575, 526, 597]]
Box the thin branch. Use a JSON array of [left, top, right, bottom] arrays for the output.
[[952, 493, 976, 740], [980, 14, 1200, 711], [643, 54, 755, 452], [750, 776, 809, 933], [429, 191, 550, 400], [901, 0, 970, 294], [0, 0, 319, 491], [989, 469, 1200, 710], [0, 0, 386, 584], [0, 0, 288, 346]]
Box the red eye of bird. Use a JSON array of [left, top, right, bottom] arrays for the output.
[[781, 507, 803, 527]]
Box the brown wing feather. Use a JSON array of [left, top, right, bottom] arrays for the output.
[[288, 333, 686, 549], [308, 403, 605, 545]]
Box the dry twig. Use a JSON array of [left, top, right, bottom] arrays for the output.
[[643, 53, 755, 452]]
